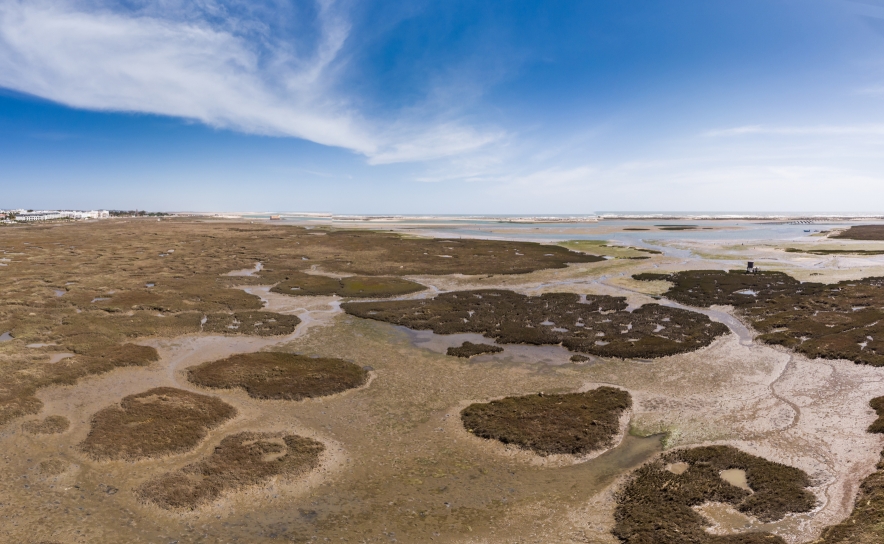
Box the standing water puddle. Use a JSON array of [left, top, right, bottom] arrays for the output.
[[720, 468, 751, 491], [226, 262, 264, 277], [659, 300, 754, 345], [400, 327, 584, 365], [562, 433, 664, 491]]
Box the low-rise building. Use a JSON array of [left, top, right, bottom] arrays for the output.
[[5, 210, 110, 222]]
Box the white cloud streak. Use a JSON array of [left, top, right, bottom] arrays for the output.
[[705, 124, 884, 137], [0, 0, 500, 162]]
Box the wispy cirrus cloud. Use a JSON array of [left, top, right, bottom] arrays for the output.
[[0, 0, 501, 162]]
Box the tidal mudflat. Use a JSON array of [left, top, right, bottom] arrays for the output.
[[3, 218, 884, 543]]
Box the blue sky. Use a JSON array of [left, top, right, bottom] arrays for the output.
[[1, 0, 883, 213]]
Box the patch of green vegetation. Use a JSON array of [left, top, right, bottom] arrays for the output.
[[558, 240, 662, 259], [446, 342, 503, 358], [613, 445, 816, 543], [270, 272, 425, 298], [270, 273, 340, 295], [187, 352, 368, 400], [461, 387, 631, 456], [570, 354, 591, 362], [634, 269, 884, 366], [655, 225, 698, 230], [137, 431, 324, 510], [343, 289, 729, 359], [80, 387, 236, 461]]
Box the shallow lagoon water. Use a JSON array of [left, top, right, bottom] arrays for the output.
[[401, 327, 585, 366], [412, 220, 875, 254], [305, 217, 884, 259]]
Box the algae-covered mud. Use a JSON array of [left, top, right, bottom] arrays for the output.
[[5, 217, 884, 543]]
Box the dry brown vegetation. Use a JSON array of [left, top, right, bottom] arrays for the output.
[[831, 225, 884, 240], [0, 220, 594, 427], [80, 387, 236, 461], [137, 431, 324, 510], [613, 445, 816, 543], [343, 289, 729, 359], [21, 415, 69, 434], [446, 341, 503, 358], [36, 459, 69, 476], [869, 397, 884, 434], [201, 311, 301, 335], [635, 270, 884, 366], [461, 387, 631, 456], [270, 272, 425, 298], [187, 352, 368, 400]]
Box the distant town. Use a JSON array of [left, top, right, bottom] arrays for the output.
[[0, 210, 172, 223]]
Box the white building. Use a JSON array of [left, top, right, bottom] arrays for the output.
[[10, 210, 110, 221]]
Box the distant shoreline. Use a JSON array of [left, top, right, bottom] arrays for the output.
[[165, 212, 884, 223]]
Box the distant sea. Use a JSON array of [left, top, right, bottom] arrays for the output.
[[192, 211, 884, 222]]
